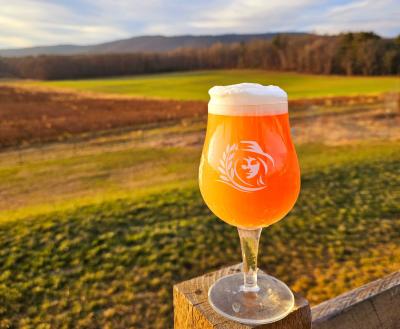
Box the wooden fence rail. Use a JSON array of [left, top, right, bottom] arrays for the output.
[[173, 264, 400, 329]]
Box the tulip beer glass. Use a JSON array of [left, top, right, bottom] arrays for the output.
[[199, 83, 300, 324]]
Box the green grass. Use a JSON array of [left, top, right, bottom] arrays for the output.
[[0, 145, 200, 222], [0, 141, 399, 328], [19, 70, 400, 100], [0, 92, 399, 328], [0, 117, 210, 222]]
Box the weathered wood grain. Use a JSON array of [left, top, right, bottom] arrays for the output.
[[173, 264, 311, 329], [311, 270, 400, 329], [174, 265, 400, 329]]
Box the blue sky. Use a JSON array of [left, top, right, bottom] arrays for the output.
[[0, 0, 399, 48]]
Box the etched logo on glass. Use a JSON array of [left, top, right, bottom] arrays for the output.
[[217, 141, 275, 192]]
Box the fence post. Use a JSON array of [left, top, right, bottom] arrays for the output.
[[174, 264, 311, 329]]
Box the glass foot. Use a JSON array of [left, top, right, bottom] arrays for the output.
[[208, 272, 294, 325]]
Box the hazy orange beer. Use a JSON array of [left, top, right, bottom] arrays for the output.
[[199, 112, 300, 228], [199, 83, 300, 325]]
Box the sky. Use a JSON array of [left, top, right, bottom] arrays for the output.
[[0, 0, 399, 49]]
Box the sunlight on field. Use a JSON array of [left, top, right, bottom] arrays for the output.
[[1, 139, 398, 223], [0, 141, 399, 328], [0, 118, 206, 220], [17, 70, 400, 100], [0, 83, 399, 328]]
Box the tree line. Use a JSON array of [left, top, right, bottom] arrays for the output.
[[0, 32, 399, 80]]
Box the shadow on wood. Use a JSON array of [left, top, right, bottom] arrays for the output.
[[312, 270, 400, 329]]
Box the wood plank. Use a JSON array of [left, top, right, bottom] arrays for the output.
[[311, 270, 400, 329], [173, 264, 311, 329]]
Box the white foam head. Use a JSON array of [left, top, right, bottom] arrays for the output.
[[208, 83, 288, 116]]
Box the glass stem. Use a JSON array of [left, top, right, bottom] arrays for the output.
[[238, 227, 262, 292]]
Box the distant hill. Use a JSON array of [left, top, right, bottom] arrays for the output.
[[2, 32, 395, 79], [0, 33, 305, 57]]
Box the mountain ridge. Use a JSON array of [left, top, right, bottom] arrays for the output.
[[0, 32, 307, 57]]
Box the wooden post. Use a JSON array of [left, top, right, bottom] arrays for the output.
[[311, 270, 400, 329], [174, 265, 400, 329], [173, 264, 311, 329]]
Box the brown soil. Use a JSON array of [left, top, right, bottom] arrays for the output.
[[0, 85, 398, 149], [0, 85, 206, 148]]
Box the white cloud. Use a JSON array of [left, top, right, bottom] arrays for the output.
[[309, 0, 400, 36], [0, 36, 30, 48], [191, 0, 321, 35], [0, 0, 128, 48], [328, 0, 369, 14], [0, 0, 398, 48]]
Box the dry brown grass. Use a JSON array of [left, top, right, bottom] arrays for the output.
[[0, 85, 206, 148], [1, 84, 399, 149]]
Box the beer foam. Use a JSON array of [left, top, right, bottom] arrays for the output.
[[208, 83, 288, 115]]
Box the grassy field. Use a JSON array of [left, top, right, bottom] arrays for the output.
[[2, 84, 398, 149], [18, 70, 400, 100], [0, 73, 399, 328], [0, 116, 207, 222], [0, 141, 399, 328], [1, 94, 398, 222], [0, 85, 206, 148]]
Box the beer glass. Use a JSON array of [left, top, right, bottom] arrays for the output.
[[199, 83, 300, 324]]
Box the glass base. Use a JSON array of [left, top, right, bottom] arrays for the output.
[[208, 272, 294, 325]]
